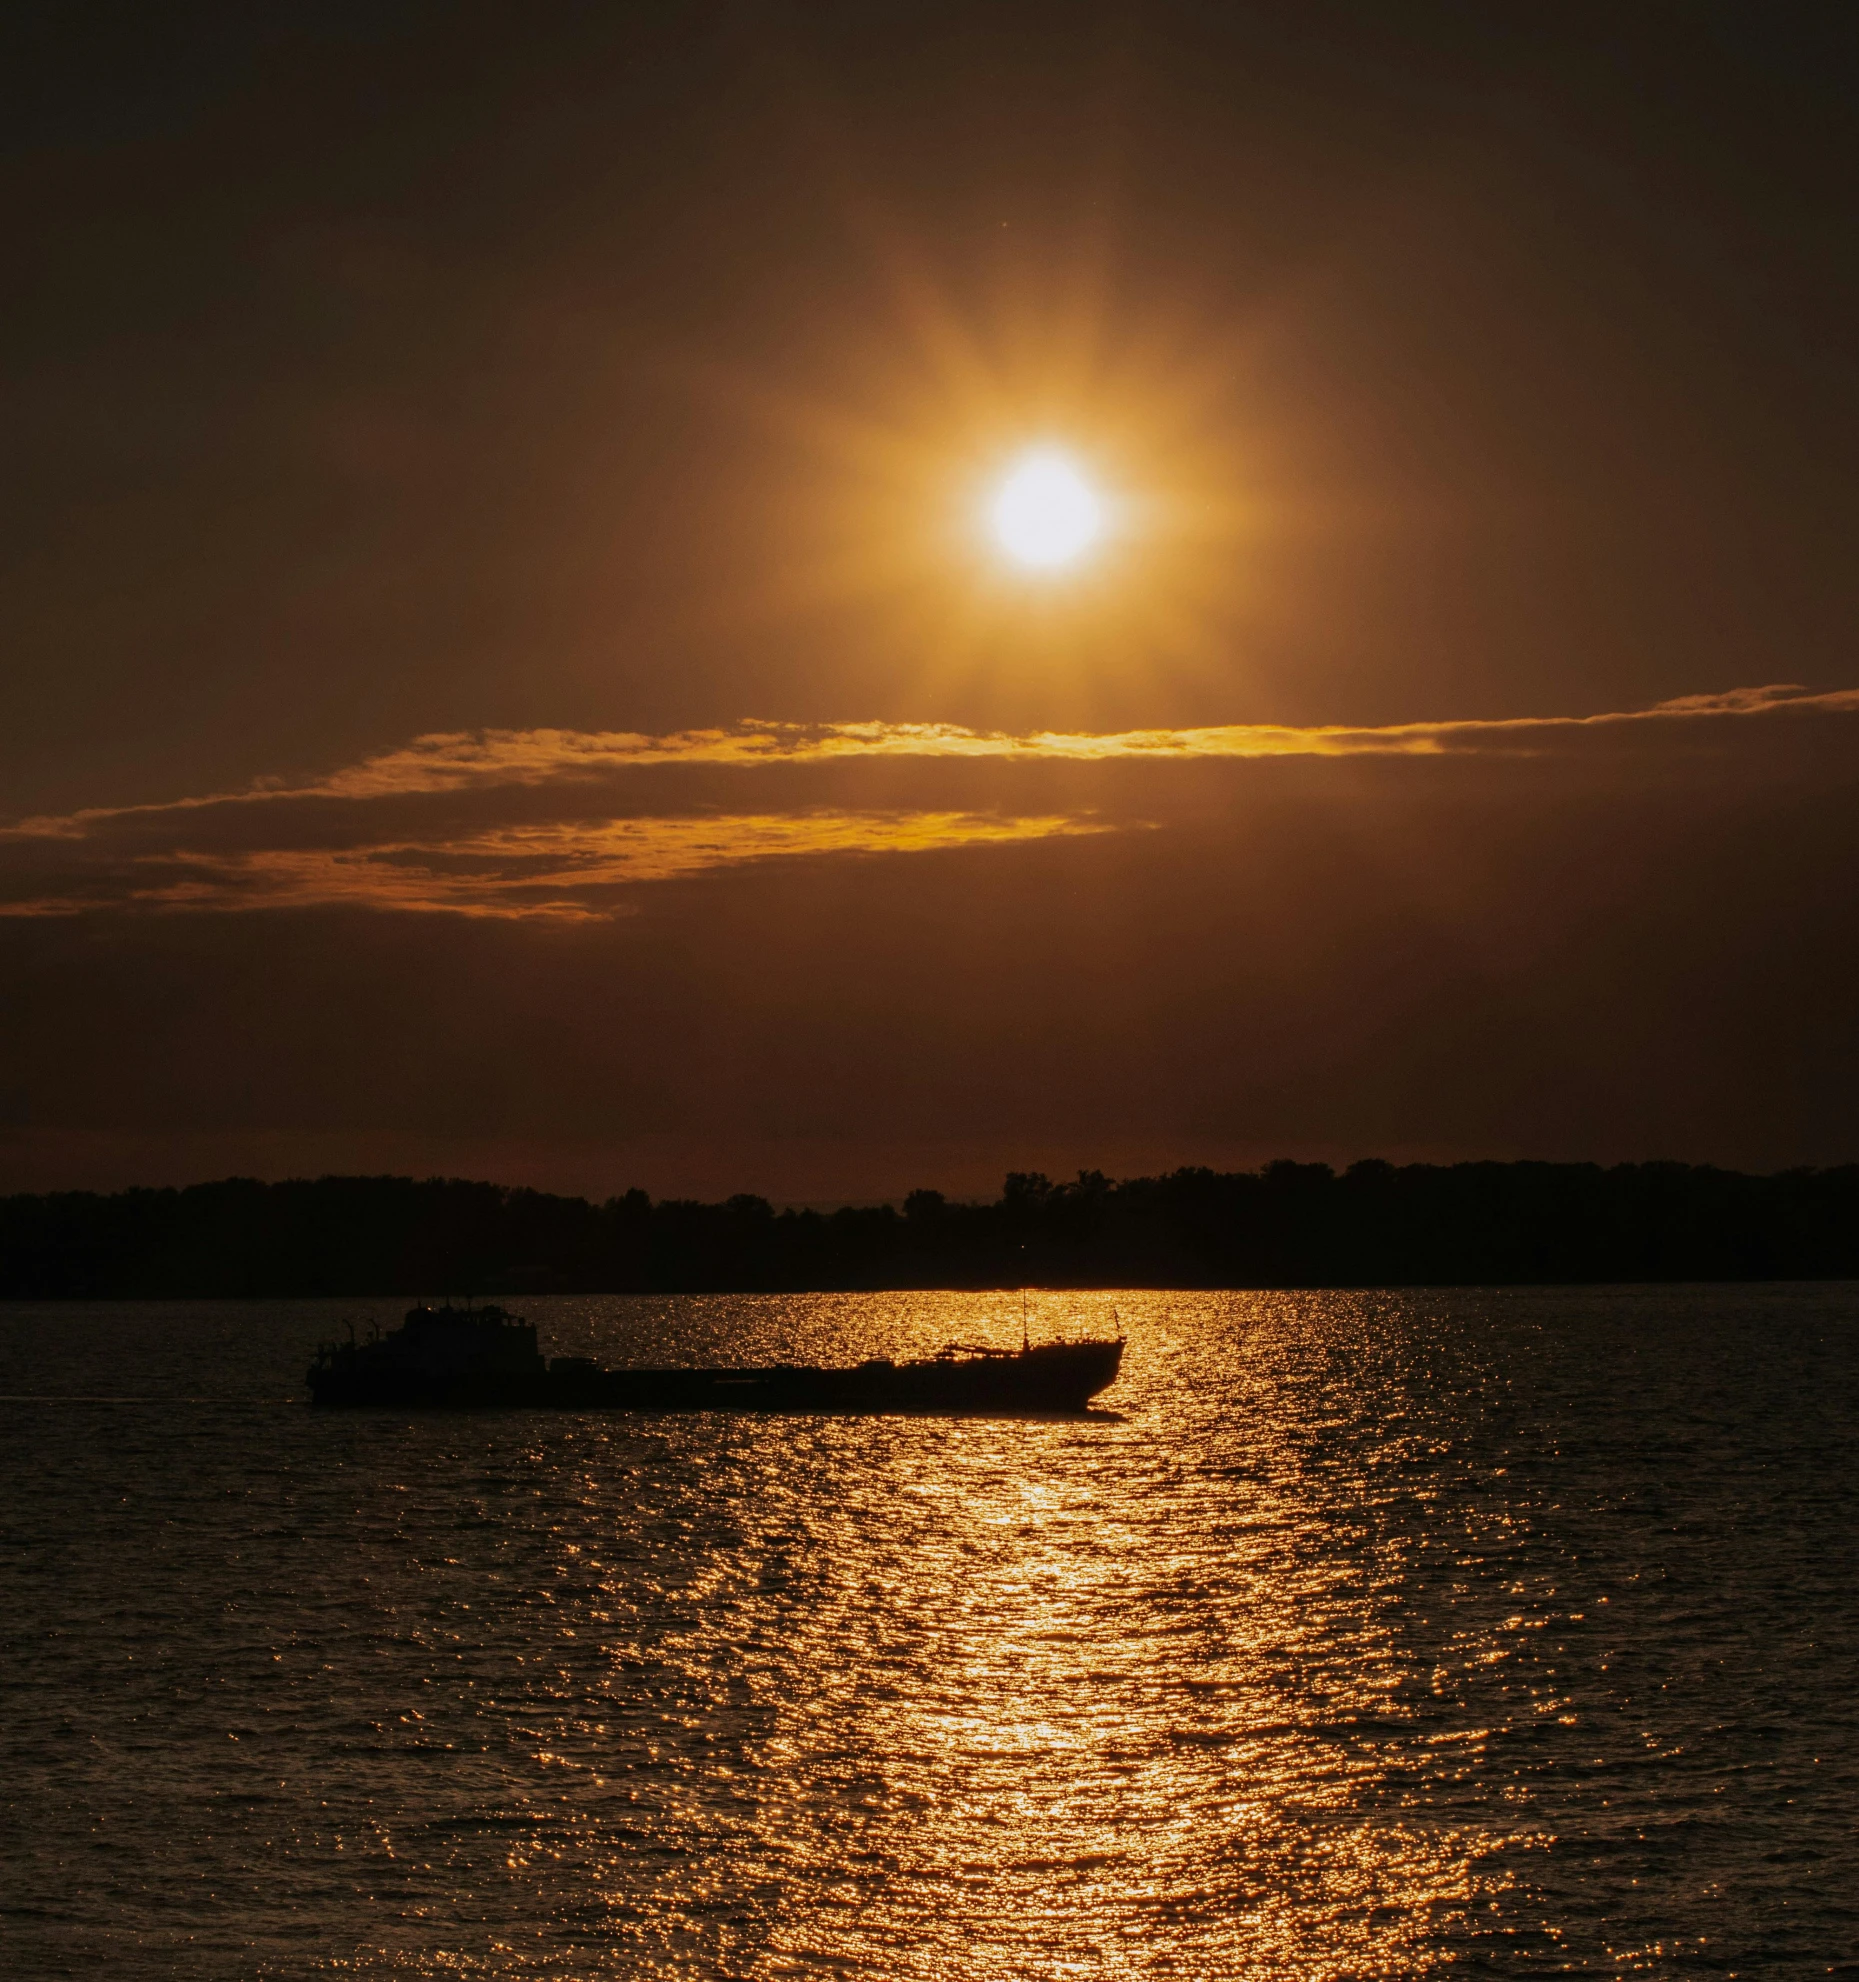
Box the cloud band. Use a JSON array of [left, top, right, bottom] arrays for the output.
[[2, 682, 1852, 920]]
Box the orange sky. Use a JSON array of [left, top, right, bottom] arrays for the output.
[[4, 3, 1857, 1197]]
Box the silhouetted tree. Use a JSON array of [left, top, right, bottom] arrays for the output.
[[1, 1160, 1855, 1297]]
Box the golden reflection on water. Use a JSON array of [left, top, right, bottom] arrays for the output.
[[505, 1292, 1523, 1977], [15, 1283, 1844, 1977]]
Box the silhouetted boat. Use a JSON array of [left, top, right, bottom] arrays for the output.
[[306, 1304, 1123, 1414]]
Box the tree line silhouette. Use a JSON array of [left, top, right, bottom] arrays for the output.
[[2, 1160, 1856, 1298]]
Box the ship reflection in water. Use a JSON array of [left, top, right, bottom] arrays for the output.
[[5, 1286, 1854, 1976]]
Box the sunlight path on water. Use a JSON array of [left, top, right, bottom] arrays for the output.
[[2, 1286, 1855, 1976]]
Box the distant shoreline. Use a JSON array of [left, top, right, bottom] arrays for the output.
[[4, 1160, 1855, 1298]]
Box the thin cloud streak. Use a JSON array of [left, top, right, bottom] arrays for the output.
[[2, 680, 1852, 921], [0, 811, 1110, 922], [9, 682, 1855, 840]]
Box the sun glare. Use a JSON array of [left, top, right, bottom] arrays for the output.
[[988, 448, 1106, 571]]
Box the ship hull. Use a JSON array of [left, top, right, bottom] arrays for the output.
[[308, 1338, 1121, 1415]]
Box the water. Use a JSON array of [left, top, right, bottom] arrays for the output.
[[3, 1286, 1856, 1978]]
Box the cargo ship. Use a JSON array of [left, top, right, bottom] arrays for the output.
[[306, 1304, 1123, 1414]]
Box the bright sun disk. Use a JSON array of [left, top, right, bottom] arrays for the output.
[[989, 448, 1105, 570]]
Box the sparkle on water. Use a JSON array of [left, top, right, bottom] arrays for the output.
[[988, 447, 1106, 569], [4, 1285, 1856, 1976]]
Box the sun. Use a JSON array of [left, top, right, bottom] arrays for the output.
[[987, 447, 1107, 571]]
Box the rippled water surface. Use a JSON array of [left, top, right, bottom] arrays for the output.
[[4, 1286, 1857, 1977]]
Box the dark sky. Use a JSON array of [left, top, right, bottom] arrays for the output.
[[4, 1, 1857, 1199]]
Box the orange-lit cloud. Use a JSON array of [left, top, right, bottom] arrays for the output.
[[8, 681, 1853, 842], [0, 811, 1110, 921], [2, 682, 1853, 921]]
